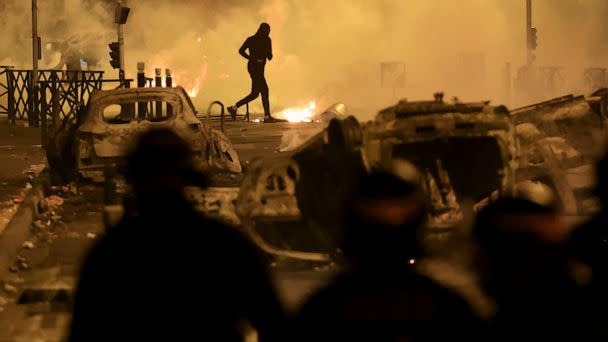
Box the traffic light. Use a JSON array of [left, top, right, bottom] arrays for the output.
[[528, 27, 538, 50], [115, 6, 130, 25], [109, 42, 120, 69]]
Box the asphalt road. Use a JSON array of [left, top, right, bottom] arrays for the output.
[[0, 120, 331, 341], [0, 120, 46, 234]]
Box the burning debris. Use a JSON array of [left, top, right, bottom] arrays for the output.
[[275, 101, 317, 123]]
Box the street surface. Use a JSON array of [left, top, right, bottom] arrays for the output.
[[0, 119, 45, 235], [0, 118, 593, 341], [0, 119, 331, 341]]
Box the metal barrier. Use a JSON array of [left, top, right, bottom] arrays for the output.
[[0, 66, 12, 122], [207, 101, 225, 133], [0, 68, 110, 126]]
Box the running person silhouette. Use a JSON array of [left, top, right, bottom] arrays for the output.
[[228, 23, 286, 123]]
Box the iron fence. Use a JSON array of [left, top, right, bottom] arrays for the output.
[[0, 67, 115, 127], [0, 66, 12, 121]]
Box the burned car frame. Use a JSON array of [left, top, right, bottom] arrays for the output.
[[73, 87, 241, 181], [363, 97, 518, 229]]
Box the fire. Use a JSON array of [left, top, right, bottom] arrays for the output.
[[187, 78, 200, 98], [276, 101, 317, 123]]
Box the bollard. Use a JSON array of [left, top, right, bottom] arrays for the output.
[[155, 68, 162, 118], [166, 68, 173, 116], [137, 62, 145, 88], [137, 62, 146, 119], [103, 164, 124, 229]]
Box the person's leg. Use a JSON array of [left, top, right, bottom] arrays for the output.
[[236, 65, 261, 108], [229, 62, 260, 117], [257, 64, 285, 123], [260, 75, 270, 118]]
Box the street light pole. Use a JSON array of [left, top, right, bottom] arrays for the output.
[[526, 0, 533, 66], [32, 0, 39, 127], [118, 21, 125, 82], [117, 0, 127, 83]]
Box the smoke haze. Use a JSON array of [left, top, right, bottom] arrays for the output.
[[1, 0, 607, 116]]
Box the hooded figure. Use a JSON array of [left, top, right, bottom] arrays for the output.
[[69, 128, 285, 342], [228, 23, 286, 123], [474, 194, 597, 340], [294, 160, 486, 341]]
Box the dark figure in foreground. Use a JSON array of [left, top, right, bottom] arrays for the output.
[[69, 129, 284, 342], [228, 23, 286, 123], [295, 161, 485, 341], [473, 194, 597, 340], [569, 149, 608, 336]]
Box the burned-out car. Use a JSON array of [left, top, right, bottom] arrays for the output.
[[232, 98, 520, 261], [511, 94, 602, 215], [72, 87, 241, 181], [363, 96, 518, 229], [233, 109, 365, 263]]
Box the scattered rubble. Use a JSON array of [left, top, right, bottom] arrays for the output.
[[3, 283, 17, 295], [46, 195, 64, 208], [22, 241, 35, 249], [4, 274, 25, 286], [32, 220, 46, 230], [22, 164, 45, 176]]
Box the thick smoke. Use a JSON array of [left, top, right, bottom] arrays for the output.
[[1, 0, 607, 116]]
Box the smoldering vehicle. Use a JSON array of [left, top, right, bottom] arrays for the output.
[[511, 93, 603, 215], [47, 86, 241, 183], [235, 96, 519, 262], [363, 94, 518, 230], [234, 93, 600, 263]]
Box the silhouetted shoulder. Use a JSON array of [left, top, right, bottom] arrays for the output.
[[294, 269, 485, 341]]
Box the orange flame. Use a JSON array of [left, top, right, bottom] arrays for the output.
[[276, 101, 316, 123]]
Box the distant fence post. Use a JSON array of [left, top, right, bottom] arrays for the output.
[[165, 68, 173, 117], [137, 62, 146, 119], [155, 68, 162, 118], [6, 68, 15, 127], [27, 70, 37, 127], [40, 81, 47, 148]]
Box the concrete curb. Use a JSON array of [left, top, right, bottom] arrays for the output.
[[0, 171, 47, 281]]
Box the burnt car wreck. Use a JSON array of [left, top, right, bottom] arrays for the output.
[[233, 92, 600, 263], [46, 86, 241, 183], [41, 86, 601, 265]]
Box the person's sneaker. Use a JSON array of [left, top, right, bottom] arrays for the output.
[[227, 105, 238, 120], [264, 116, 288, 123]]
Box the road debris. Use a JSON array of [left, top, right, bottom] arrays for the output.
[[46, 195, 65, 208], [86, 232, 97, 239], [22, 241, 35, 249], [4, 274, 24, 286], [3, 284, 17, 295], [22, 164, 45, 175]]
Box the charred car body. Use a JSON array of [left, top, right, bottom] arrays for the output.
[[235, 94, 599, 263], [47, 86, 241, 183], [364, 95, 518, 229]]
